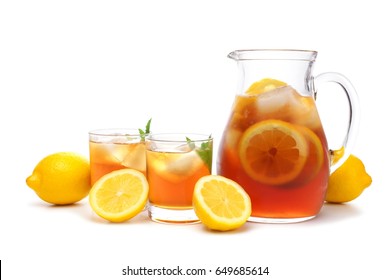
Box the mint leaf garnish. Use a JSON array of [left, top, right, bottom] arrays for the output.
[[139, 118, 152, 141], [186, 135, 212, 172]]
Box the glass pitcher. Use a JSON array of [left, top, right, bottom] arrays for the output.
[[217, 49, 359, 223]]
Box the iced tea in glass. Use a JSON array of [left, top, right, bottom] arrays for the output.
[[89, 129, 146, 185], [146, 133, 213, 223]]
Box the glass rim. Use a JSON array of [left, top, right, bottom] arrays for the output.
[[88, 128, 143, 137], [146, 133, 212, 143], [228, 49, 318, 61]]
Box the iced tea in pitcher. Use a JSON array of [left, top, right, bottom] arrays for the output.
[[218, 79, 329, 222], [218, 50, 360, 223]]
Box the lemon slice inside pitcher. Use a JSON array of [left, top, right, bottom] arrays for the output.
[[245, 78, 287, 95], [239, 120, 308, 185]]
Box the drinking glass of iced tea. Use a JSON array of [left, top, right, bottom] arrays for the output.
[[146, 133, 213, 224], [89, 129, 147, 186]]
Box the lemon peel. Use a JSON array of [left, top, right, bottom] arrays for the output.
[[26, 152, 91, 205]]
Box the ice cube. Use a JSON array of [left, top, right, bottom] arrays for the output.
[[165, 150, 202, 176], [121, 143, 146, 172], [90, 142, 123, 164], [254, 86, 321, 129], [290, 95, 321, 130], [256, 86, 296, 116], [224, 128, 242, 151], [149, 150, 203, 183], [108, 143, 130, 163]]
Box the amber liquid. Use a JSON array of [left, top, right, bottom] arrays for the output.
[[217, 86, 330, 220], [89, 141, 146, 185], [147, 150, 210, 208]]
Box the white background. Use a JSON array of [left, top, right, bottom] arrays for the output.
[[1, 0, 388, 279]]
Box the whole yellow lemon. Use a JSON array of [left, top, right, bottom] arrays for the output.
[[326, 154, 372, 203], [26, 152, 91, 205]]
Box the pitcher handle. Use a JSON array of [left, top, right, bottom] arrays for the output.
[[314, 72, 360, 173]]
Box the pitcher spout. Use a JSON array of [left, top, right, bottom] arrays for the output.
[[227, 51, 239, 60]]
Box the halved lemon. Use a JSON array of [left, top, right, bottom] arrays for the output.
[[245, 78, 287, 95], [89, 169, 149, 222], [326, 154, 372, 203], [193, 175, 251, 231], [239, 120, 308, 185]]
